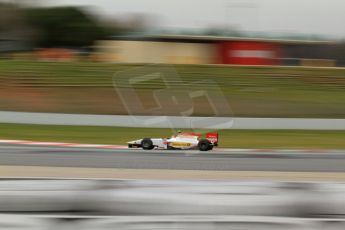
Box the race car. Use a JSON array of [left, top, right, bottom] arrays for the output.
[[127, 132, 218, 151]]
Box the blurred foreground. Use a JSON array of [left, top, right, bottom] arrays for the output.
[[0, 179, 345, 229]]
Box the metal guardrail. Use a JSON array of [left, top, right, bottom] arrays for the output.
[[1, 180, 345, 229], [0, 180, 345, 216], [0, 215, 345, 230]]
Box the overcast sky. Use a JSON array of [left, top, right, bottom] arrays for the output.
[[38, 0, 345, 38]]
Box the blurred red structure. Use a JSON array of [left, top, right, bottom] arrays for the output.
[[219, 41, 280, 65]]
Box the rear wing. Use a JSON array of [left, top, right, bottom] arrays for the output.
[[206, 132, 219, 146]]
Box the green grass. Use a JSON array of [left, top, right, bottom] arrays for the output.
[[1, 123, 345, 149], [0, 60, 345, 117]]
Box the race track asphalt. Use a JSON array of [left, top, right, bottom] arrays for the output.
[[0, 144, 345, 172]]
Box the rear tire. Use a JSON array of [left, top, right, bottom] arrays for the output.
[[141, 138, 154, 150], [198, 139, 212, 151]]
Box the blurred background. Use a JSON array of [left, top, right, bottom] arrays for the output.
[[0, 0, 344, 148], [0, 0, 345, 118], [1, 0, 345, 65]]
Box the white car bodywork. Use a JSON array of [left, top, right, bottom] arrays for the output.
[[128, 132, 218, 151], [128, 135, 200, 150]]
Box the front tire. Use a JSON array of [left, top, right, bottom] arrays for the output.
[[198, 139, 212, 151], [141, 138, 154, 150]]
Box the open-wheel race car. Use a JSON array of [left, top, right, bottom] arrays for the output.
[[128, 132, 218, 151]]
